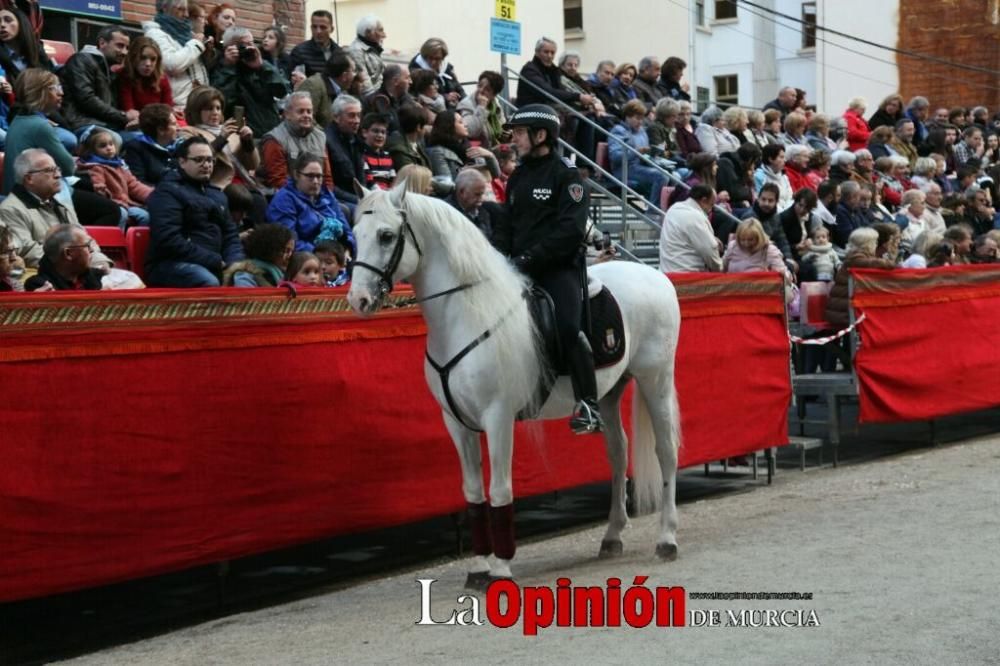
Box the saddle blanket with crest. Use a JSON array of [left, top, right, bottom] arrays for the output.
[[528, 281, 626, 372]]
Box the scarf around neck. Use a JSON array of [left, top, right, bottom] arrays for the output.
[[80, 153, 126, 168], [155, 13, 193, 45], [358, 34, 384, 55], [196, 123, 223, 136]]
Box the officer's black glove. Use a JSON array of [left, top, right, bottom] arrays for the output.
[[512, 254, 532, 272]]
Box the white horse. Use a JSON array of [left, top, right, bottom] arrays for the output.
[[347, 183, 682, 585]]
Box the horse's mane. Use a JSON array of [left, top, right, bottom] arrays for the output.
[[366, 190, 548, 412]]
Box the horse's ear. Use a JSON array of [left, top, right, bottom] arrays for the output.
[[388, 180, 408, 209], [353, 179, 373, 200]]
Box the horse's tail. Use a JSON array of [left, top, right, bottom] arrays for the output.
[[630, 372, 681, 516]]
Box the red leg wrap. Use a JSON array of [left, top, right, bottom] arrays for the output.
[[489, 503, 516, 560], [467, 502, 492, 556]]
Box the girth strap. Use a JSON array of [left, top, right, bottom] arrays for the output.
[[425, 295, 525, 433], [426, 328, 493, 433]]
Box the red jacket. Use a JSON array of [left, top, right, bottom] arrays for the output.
[[785, 163, 811, 193], [77, 161, 153, 209], [844, 109, 871, 153], [118, 73, 174, 112]]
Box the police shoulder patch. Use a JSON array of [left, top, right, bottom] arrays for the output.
[[568, 183, 584, 203]]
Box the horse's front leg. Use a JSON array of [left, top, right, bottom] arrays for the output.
[[483, 410, 516, 580], [442, 412, 491, 583]]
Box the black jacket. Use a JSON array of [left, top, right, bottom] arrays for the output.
[[122, 137, 175, 186], [325, 125, 365, 204], [25, 256, 103, 291], [492, 151, 588, 275], [717, 151, 752, 207], [657, 77, 691, 102], [145, 170, 244, 273], [289, 38, 339, 77], [867, 109, 903, 131], [516, 57, 580, 107], [762, 98, 792, 121], [446, 194, 497, 240], [210, 61, 289, 136], [60, 47, 126, 130], [779, 205, 808, 254]]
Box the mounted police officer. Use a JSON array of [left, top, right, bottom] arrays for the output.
[[491, 104, 602, 434]]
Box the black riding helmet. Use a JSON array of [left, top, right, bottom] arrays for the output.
[[504, 104, 561, 147]]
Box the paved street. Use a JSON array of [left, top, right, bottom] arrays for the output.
[[61, 435, 1000, 666]]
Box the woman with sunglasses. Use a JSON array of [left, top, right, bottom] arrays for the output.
[[266, 152, 355, 255]]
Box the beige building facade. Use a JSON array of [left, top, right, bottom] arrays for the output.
[[304, 0, 690, 95]]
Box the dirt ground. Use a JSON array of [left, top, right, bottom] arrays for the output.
[[61, 436, 1000, 666]]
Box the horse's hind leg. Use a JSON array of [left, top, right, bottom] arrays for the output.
[[443, 413, 492, 583], [636, 369, 681, 561], [598, 376, 631, 558]]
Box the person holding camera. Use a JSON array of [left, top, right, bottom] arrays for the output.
[[210, 26, 289, 136]]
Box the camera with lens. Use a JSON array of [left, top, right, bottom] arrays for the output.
[[237, 44, 256, 63]]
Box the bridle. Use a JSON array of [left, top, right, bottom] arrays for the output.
[[351, 207, 480, 308], [351, 208, 422, 304]]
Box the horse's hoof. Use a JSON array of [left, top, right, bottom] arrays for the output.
[[465, 572, 513, 592], [464, 571, 492, 591], [655, 542, 678, 561], [598, 539, 624, 559]]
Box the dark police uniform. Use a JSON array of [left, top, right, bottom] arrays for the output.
[[493, 103, 601, 433], [492, 151, 589, 356]]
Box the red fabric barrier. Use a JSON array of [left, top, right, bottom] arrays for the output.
[[852, 265, 1000, 423], [0, 276, 790, 601]]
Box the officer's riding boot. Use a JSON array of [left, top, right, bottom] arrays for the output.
[[567, 332, 603, 434]]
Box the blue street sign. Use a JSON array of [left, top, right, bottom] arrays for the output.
[[490, 17, 521, 55], [40, 0, 122, 21]]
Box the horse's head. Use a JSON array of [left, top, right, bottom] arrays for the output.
[[348, 182, 422, 316]]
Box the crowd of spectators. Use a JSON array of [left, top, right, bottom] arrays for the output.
[[650, 83, 1000, 293], [0, 8, 518, 291], [1, 7, 999, 295]]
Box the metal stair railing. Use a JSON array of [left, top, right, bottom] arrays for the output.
[[499, 68, 743, 256]]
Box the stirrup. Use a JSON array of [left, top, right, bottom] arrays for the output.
[[569, 400, 603, 434]]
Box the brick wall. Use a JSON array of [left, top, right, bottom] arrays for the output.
[[897, 0, 1000, 110], [120, 0, 305, 46]]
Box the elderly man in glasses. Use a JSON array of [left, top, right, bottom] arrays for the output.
[[145, 136, 245, 287], [0, 149, 113, 269], [24, 225, 105, 291]]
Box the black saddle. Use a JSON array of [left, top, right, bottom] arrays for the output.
[[525, 283, 626, 374]]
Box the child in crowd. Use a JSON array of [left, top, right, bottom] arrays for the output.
[[223, 224, 295, 287], [723, 218, 789, 276], [285, 251, 323, 287], [78, 128, 153, 229], [314, 240, 349, 287], [118, 36, 173, 113], [491, 143, 515, 203], [799, 226, 841, 282], [224, 183, 256, 238], [926, 240, 956, 267], [394, 164, 434, 194], [361, 113, 397, 190]]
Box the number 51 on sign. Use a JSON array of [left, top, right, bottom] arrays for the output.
[[495, 0, 515, 20]]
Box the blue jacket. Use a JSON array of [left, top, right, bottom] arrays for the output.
[[146, 170, 244, 272], [267, 180, 355, 254], [608, 123, 651, 183], [832, 203, 868, 248]]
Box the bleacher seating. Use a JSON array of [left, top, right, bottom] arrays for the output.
[[126, 226, 150, 280], [84, 226, 128, 267]]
